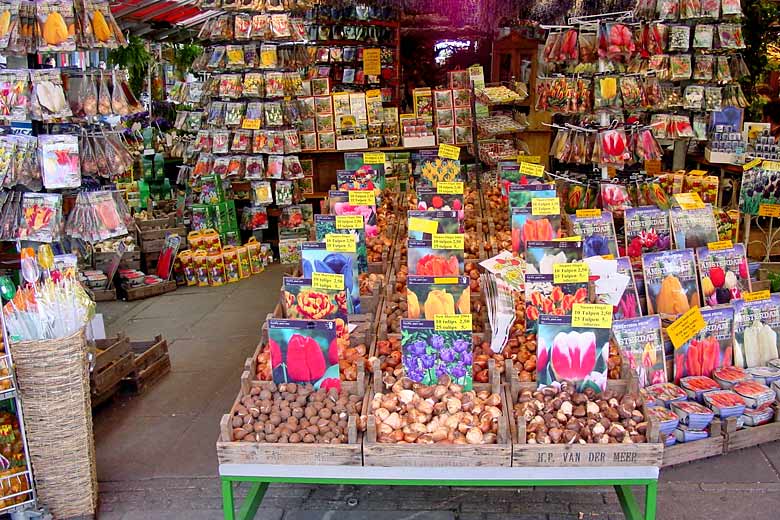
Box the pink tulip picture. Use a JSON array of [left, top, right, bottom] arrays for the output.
[[537, 316, 610, 391]]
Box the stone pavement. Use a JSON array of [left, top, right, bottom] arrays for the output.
[[93, 265, 780, 520]]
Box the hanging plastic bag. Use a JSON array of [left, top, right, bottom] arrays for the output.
[[110, 71, 129, 116], [98, 72, 112, 115], [80, 134, 98, 176]]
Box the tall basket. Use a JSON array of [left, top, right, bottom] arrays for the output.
[[11, 328, 97, 519]]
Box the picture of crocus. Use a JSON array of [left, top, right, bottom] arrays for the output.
[[642, 249, 699, 318], [407, 210, 460, 240], [537, 315, 610, 392], [670, 206, 719, 249], [696, 243, 750, 306], [315, 214, 368, 274], [329, 190, 378, 238], [612, 315, 666, 388], [570, 211, 619, 258], [269, 318, 340, 390], [301, 242, 361, 313], [408, 239, 464, 276], [624, 206, 671, 269], [525, 274, 588, 334], [407, 276, 470, 320], [525, 240, 583, 275], [511, 208, 562, 254], [401, 319, 473, 389]]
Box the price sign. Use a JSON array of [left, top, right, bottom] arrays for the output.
[[363, 152, 386, 164], [555, 236, 582, 242], [674, 192, 705, 210], [433, 277, 459, 284], [667, 306, 706, 349], [644, 159, 661, 176], [759, 204, 780, 218], [707, 240, 733, 251], [363, 48, 381, 76], [336, 215, 363, 230], [743, 290, 771, 302], [576, 209, 602, 218], [571, 304, 613, 328], [519, 161, 544, 178], [408, 217, 439, 235], [437, 182, 464, 195], [438, 143, 461, 160], [688, 169, 707, 176], [743, 158, 763, 171], [242, 119, 261, 130], [325, 233, 356, 253], [518, 155, 541, 164], [765, 161, 780, 171], [531, 197, 560, 216], [434, 314, 472, 331], [312, 272, 345, 291], [432, 234, 465, 250], [553, 263, 589, 284], [348, 190, 375, 206]]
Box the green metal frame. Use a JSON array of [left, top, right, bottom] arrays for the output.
[[220, 475, 658, 520]]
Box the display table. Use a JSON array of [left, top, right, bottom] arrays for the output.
[[219, 464, 659, 520]]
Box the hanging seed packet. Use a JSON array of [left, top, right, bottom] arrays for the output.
[[401, 318, 473, 389], [38, 134, 80, 189], [674, 306, 735, 384], [407, 210, 460, 240], [408, 239, 464, 277], [19, 192, 61, 242], [733, 294, 780, 369], [241, 205, 268, 230], [612, 315, 666, 387], [301, 241, 361, 313], [266, 155, 283, 178], [624, 206, 671, 269], [36, 0, 76, 52], [275, 180, 293, 206], [696, 243, 750, 305], [670, 205, 719, 249], [537, 315, 610, 392], [511, 207, 562, 255], [315, 214, 368, 274], [406, 275, 470, 320], [282, 277, 350, 321], [570, 211, 619, 258], [642, 249, 700, 318], [524, 274, 588, 334], [525, 240, 583, 275], [268, 318, 339, 390], [245, 156, 265, 180], [328, 189, 378, 238]]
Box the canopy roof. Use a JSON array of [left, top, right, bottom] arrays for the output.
[[111, 0, 219, 41]]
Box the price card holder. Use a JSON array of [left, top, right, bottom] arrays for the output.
[[242, 119, 261, 130], [666, 306, 706, 349], [576, 209, 601, 218], [325, 234, 356, 253], [434, 314, 472, 331], [758, 204, 780, 218], [432, 234, 465, 250], [336, 215, 363, 230], [438, 144, 460, 160], [743, 158, 763, 171], [553, 263, 589, 284], [519, 161, 544, 178], [408, 217, 439, 235], [518, 155, 540, 164], [571, 304, 613, 328], [531, 197, 560, 216], [743, 290, 770, 302], [707, 240, 733, 251], [348, 190, 375, 206], [363, 152, 386, 164], [437, 182, 464, 195], [674, 192, 705, 210], [312, 272, 345, 291], [363, 48, 381, 76]]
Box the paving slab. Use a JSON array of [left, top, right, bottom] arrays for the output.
[[660, 446, 780, 483], [168, 335, 258, 372]]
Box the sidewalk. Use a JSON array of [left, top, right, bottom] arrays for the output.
[[93, 266, 780, 520]]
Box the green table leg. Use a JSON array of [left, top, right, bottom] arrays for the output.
[[237, 482, 268, 520], [644, 481, 657, 520], [614, 485, 642, 520], [222, 478, 235, 520]]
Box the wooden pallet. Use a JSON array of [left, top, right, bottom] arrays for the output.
[[121, 336, 171, 395], [660, 419, 725, 468], [121, 280, 177, 301]]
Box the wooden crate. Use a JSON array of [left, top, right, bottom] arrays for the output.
[[91, 350, 135, 404], [121, 335, 171, 395], [94, 250, 142, 272], [216, 378, 365, 466], [660, 419, 725, 468], [89, 287, 117, 302], [121, 280, 177, 301], [94, 334, 132, 373], [507, 376, 664, 468], [722, 404, 780, 453]]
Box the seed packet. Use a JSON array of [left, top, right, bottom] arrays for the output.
[[507, 183, 557, 209], [623, 207, 671, 268], [37, 0, 76, 52], [275, 180, 293, 206], [259, 43, 277, 68], [669, 205, 718, 250], [733, 294, 780, 368], [694, 25, 714, 49], [207, 46, 225, 69], [693, 55, 714, 81], [537, 315, 610, 392], [570, 211, 619, 258], [268, 318, 339, 390], [601, 257, 642, 319], [642, 248, 699, 318], [612, 315, 666, 387], [674, 306, 735, 384], [249, 180, 272, 205], [416, 153, 463, 188], [670, 54, 692, 81], [314, 214, 367, 274], [601, 182, 633, 217], [416, 186, 465, 224], [328, 189, 378, 238], [270, 13, 291, 39], [408, 238, 464, 277], [657, 0, 679, 19], [718, 24, 745, 49], [524, 274, 588, 334], [401, 319, 473, 389], [721, 0, 742, 16], [282, 277, 351, 322], [19, 192, 61, 242], [406, 275, 470, 320], [31, 69, 71, 121], [696, 243, 749, 306], [525, 240, 583, 275], [407, 210, 460, 241], [38, 134, 79, 188], [300, 241, 361, 313], [511, 207, 562, 254], [242, 205, 268, 231], [680, 0, 702, 18], [701, 0, 720, 17]]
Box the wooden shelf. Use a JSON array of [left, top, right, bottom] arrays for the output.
[[299, 145, 433, 155]]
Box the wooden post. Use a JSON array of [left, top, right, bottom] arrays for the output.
[[488, 358, 499, 396], [347, 416, 357, 444], [366, 415, 377, 444], [516, 417, 526, 443], [356, 362, 365, 396], [240, 371, 250, 396], [372, 358, 382, 394], [220, 415, 232, 442]]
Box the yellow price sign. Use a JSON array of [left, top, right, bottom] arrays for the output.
[[644, 159, 661, 176], [688, 169, 707, 176], [555, 236, 582, 242], [765, 161, 780, 171], [325, 233, 356, 253], [758, 204, 780, 218], [437, 182, 464, 195], [667, 306, 706, 349], [242, 119, 261, 130], [434, 314, 472, 331], [336, 215, 363, 230], [432, 234, 465, 250], [576, 209, 602, 218], [312, 272, 345, 291], [553, 263, 589, 284], [438, 143, 461, 160], [707, 240, 733, 251], [408, 217, 439, 235], [531, 197, 560, 216], [363, 48, 381, 76], [363, 152, 386, 164], [743, 290, 771, 302], [433, 277, 460, 284], [348, 190, 376, 206], [743, 158, 763, 171], [674, 192, 705, 210], [571, 304, 613, 329], [519, 161, 545, 178], [518, 155, 541, 164]]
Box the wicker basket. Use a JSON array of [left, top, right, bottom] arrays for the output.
[[11, 328, 97, 519]]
